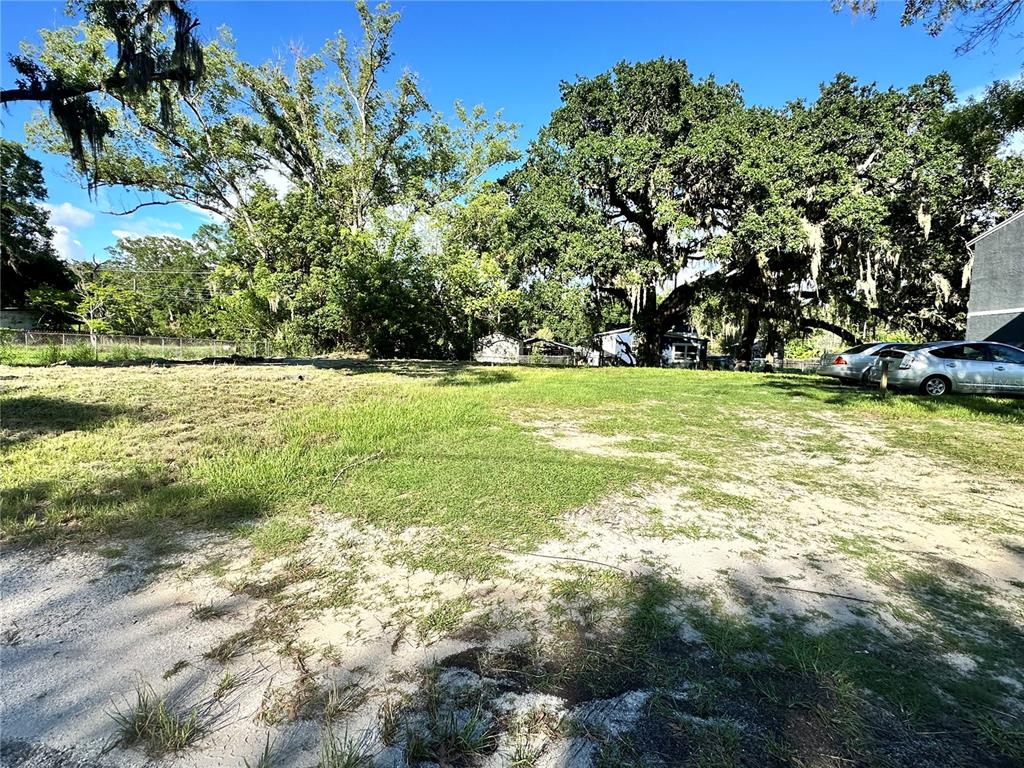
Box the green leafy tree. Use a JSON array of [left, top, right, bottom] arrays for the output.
[[23, 22, 267, 251], [239, 1, 517, 232], [3, 0, 205, 185], [94, 230, 222, 335], [0, 139, 73, 308], [432, 183, 524, 356], [714, 74, 1024, 351], [510, 58, 747, 364]]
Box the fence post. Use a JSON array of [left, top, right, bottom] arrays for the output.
[[880, 360, 889, 398]]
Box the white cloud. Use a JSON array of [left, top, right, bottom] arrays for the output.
[[40, 202, 95, 260], [258, 165, 294, 198], [182, 202, 225, 224], [42, 202, 95, 229], [50, 225, 86, 261], [111, 215, 185, 240], [956, 72, 1023, 105]]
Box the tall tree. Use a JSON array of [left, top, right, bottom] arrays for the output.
[[511, 59, 747, 364], [24, 26, 264, 234], [239, 1, 517, 232], [0, 140, 72, 308], [3, 0, 205, 185]]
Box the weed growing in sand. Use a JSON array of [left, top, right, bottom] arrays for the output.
[[417, 596, 473, 641], [108, 683, 207, 754], [377, 698, 403, 745], [190, 602, 223, 621], [204, 629, 255, 663], [323, 681, 369, 723], [318, 728, 375, 768], [162, 660, 188, 680], [214, 672, 241, 701], [507, 738, 544, 767], [244, 734, 276, 768], [971, 713, 1024, 763], [1, 625, 22, 646], [406, 704, 498, 765]]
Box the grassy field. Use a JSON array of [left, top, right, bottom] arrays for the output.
[[0, 340, 252, 366], [2, 361, 1023, 766]]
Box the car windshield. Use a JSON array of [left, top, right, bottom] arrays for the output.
[[841, 343, 876, 354], [867, 342, 915, 356]]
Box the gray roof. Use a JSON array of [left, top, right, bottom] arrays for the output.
[[967, 210, 1024, 247]]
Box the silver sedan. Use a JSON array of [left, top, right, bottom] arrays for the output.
[[866, 341, 1024, 396], [817, 342, 915, 385]]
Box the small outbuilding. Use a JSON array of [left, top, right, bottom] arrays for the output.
[[0, 308, 39, 331], [593, 327, 709, 367], [474, 332, 522, 364], [473, 333, 580, 365], [966, 211, 1024, 348]]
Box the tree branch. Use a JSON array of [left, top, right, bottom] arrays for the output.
[[1, 67, 194, 105], [798, 317, 860, 345]]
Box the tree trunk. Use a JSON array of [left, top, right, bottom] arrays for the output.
[[631, 285, 663, 366], [763, 325, 782, 360], [737, 303, 761, 365]]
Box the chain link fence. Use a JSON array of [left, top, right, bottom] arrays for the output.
[[0, 330, 280, 364]]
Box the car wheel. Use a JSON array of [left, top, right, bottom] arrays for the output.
[[921, 375, 950, 397], [859, 369, 872, 386]]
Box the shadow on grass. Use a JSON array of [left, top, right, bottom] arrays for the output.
[[37, 355, 525, 387], [0, 395, 133, 445], [1, 465, 268, 548], [756, 375, 1024, 424], [404, 569, 1024, 768]]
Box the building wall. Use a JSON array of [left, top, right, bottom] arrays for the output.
[[966, 214, 1024, 348], [0, 309, 38, 330], [474, 334, 521, 363]]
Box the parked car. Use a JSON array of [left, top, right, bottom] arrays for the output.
[[817, 342, 916, 385], [866, 341, 1024, 396]]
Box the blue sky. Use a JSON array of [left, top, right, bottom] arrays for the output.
[[2, 0, 1022, 262]]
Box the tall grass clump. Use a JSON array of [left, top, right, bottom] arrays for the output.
[[108, 682, 207, 754], [318, 728, 375, 768]]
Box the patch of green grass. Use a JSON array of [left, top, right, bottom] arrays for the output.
[[246, 517, 312, 556], [831, 534, 882, 559], [417, 597, 473, 641], [6, 365, 1020, 557], [405, 704, 498, 766], [971, 713, 1024, 763], [108, 683, 207, 755], [318, 728, 375, 768]]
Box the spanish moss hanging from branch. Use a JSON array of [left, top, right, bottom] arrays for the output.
[[1, 0, 204, 191]]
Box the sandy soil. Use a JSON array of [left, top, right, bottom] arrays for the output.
[[3, 414, 1023, 767]]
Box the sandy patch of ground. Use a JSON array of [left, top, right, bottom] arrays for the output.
[[3, 413, 1023, 766]]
